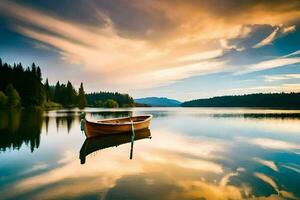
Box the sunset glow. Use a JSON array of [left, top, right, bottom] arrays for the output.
[[0, 0, 300, 100]]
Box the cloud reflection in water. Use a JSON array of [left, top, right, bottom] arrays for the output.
[[0, 108, 300, 199]]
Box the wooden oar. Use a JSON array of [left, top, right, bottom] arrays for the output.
[[81, 112, 86, 133], [130, 119, 135, 160]]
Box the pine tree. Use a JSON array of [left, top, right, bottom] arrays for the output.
[[54, 81, 61, 103], [31, 63, 37, 75], [44, 79, 51, 102], [78, 82, 87, 108], [37, 66, 42, 82], [5, 84, 21, 108], [66, 81, 77, 105]]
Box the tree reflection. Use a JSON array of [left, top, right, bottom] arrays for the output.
[[0, 109, 43, 152], [54, 115, 79, 133]]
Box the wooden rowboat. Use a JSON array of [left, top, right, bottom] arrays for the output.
[[79, 128, 151, 164], [82, 114, 152, 138]]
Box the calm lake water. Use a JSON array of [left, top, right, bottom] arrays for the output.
[[0, 107, 300, 200]]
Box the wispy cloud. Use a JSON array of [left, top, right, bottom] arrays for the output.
[[253, 157, 278, 172], [282, 164, 300, 174], [264, 74, 300, 82], [176, 49, 223, 62], [283, 50, 300, 58], [249, 138, 300, 150], [236, 57, 300, 75], [254, 172, 279, 194], [283, 25, 296, 34], [253, 27, 279, 48], [225, 84, 300, 94], [133, 61, 226, 88], [254, 25, 297, 48], [254, 172, 297, 198]]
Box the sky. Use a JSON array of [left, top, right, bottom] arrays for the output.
[[0, 0, 300, 101]]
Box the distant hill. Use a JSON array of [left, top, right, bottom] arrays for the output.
[[181, 93, 300, 108], [134, 97, 181, 107]]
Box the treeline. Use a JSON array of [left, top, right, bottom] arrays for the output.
[[181, 93, 300, 108], [46, 81, 87, 108], [0, 59, 44, 108], [0, 58, 135, 109], [0, 58, 87, 109], [86, 92, 134, 108]]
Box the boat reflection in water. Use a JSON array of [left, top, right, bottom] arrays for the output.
[[79, 128, 152, 164]]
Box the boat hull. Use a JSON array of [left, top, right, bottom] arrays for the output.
[[84, 115, 152, 138], [79, 128, 151, 164]]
